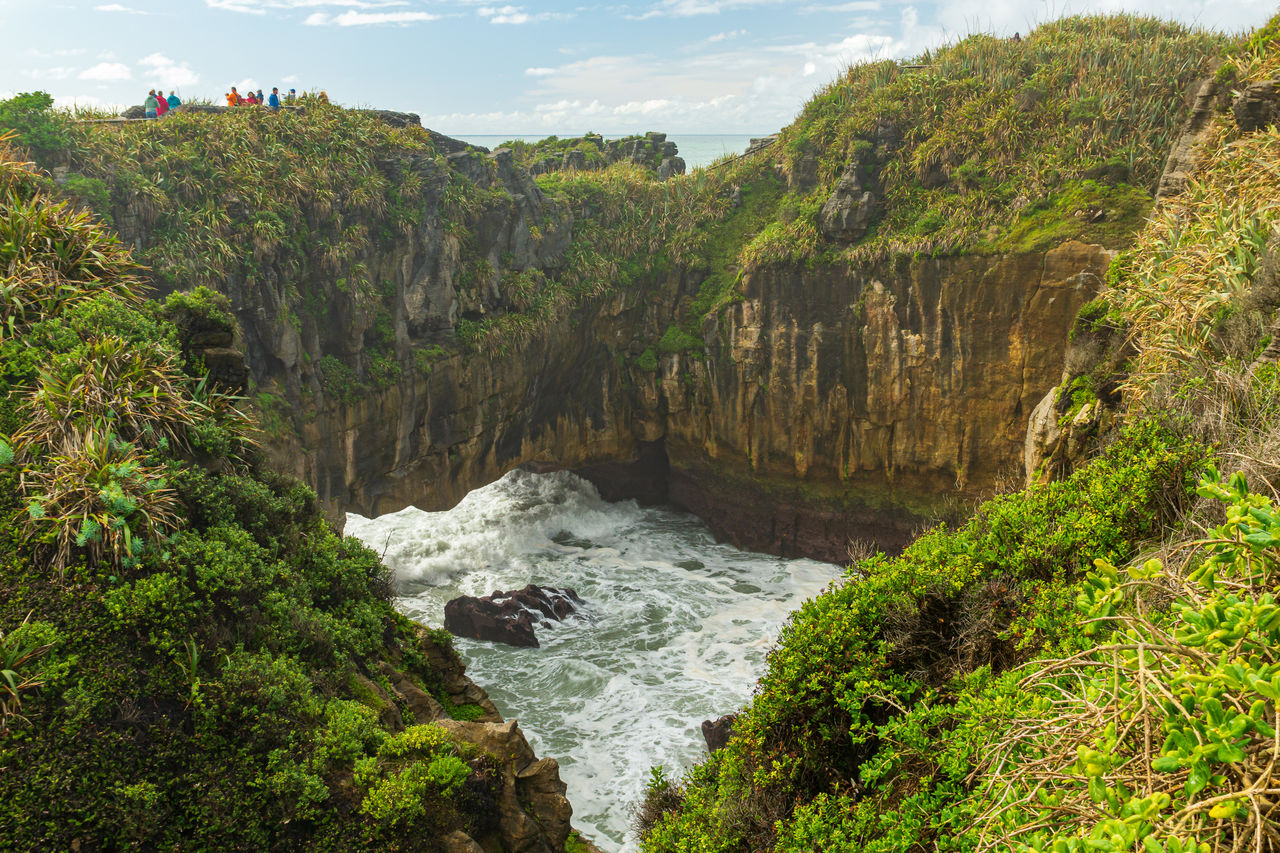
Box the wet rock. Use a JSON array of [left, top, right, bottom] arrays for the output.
[[444, 585, 582, 648], [1233, 79, 1280, 133], [701, 714, 736, 753]]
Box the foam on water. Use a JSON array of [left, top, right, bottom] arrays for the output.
[[346, 469, 841, 851]]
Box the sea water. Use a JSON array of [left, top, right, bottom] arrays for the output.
[[450, 133, 765, 170], [345, 469, 840, 851]]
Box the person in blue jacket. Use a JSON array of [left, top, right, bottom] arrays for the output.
[[268, 87, 281, 110], [166, 91, 181, 113]]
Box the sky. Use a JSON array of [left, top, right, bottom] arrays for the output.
[[0, 0, 1273, 135]]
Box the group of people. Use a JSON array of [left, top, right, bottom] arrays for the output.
[[224, 87, 327, 109], [139, 85, 329, 119], [143, 89, 181, 119]]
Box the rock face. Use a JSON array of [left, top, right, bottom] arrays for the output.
[[1233, 79, 1280, 133], [701, 714, 736, 753], [820, 162, 877, 242], [444, 585, 582, 647], [438, 718, 573, 852], [354, 627, 581, 851], [100, 125, 1114, 562], [1157, 77, 1222, 198], [660, 241, 1111, 560], [527, 131, 685, 179]]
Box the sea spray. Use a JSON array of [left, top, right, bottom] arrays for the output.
[[347, 469, 839, 851]]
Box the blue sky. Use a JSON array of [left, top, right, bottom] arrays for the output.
[[0, 0, 1272, 134]]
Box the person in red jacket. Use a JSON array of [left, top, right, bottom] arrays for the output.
[[155, 90, 169, 117]]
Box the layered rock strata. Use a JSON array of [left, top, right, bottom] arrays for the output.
[[103, 128, 1113, 561]]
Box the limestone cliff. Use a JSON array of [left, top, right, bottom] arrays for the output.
[[60, 14, 1217, 562], [86, 120, 1118, 563]]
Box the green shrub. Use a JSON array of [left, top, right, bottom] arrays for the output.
[[657, 326, 702, 355]]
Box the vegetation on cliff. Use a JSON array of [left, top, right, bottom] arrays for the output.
[[637, 17, 1280, 853], [0, 138, 548, 849]]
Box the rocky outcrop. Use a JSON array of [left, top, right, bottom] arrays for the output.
[[1233, 79, 1280, 133], [1157, 77, 1221, 199], [701, 714, 736, 753], [820, 162, 877, 242], [438, 718, 574, 852], [444, 585, 582, 648], [349, 628, 587, 851], [526, 131, 685, 179]]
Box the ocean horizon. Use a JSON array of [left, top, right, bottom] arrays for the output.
[[449, 133, 771, 170]]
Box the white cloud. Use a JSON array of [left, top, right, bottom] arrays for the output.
[[50, 94, 123, 113], [94, 3, 147, 13], [628, 0, 784, 19], [306, 9, 438, 24], [137, 53, 200, 88], [525, 67, 557, 76], [205, 0, 266, 12], [208, 0, 412, 12], [802, 1, 882, 11], [78, 62, 132, 81], [705, 29, 747, 42], [21, 67, 77, 80], [476, 4, 569, 24]]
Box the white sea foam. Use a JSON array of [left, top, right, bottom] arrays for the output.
[[346, 468, 840, 852]]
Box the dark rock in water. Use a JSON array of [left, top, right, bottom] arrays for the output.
[[701, 713, 737, 753], [445, 584, 582, 648], [1233, 79, 1280, 133]]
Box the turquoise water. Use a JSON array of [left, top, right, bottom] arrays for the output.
[[451, 133, 766, 170]]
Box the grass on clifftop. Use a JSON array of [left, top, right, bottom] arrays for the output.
[[718, 15, 1226, 268]]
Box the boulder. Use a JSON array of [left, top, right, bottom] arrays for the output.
[[701, 713, 737, 753], [657, 156, 686, 180], [820, 165, 877, 243], [444, 584, 582, 648], [1233, 79, 1280, 133]]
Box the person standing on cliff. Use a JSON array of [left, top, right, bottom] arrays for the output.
[[155, 90, 168, 118], [144, 89, 159, 119], [166, 91, 181, 113], [227, 87, 240, 107], [268, 87, 281, 111]]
